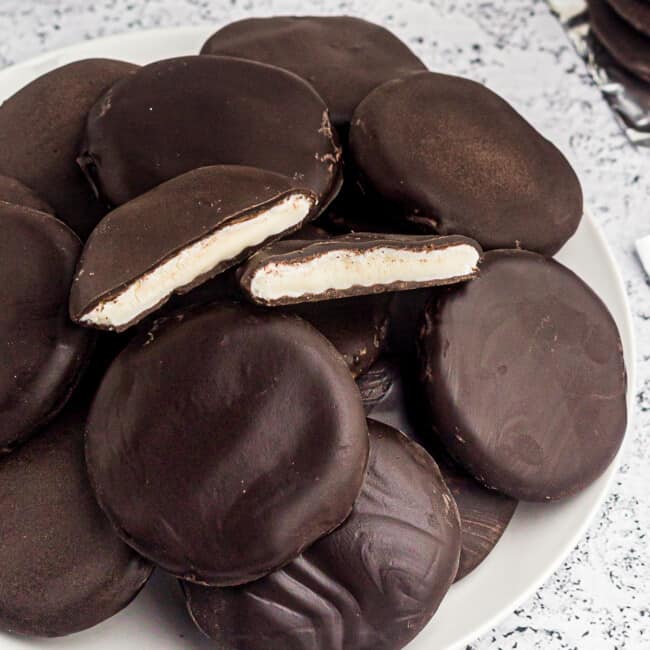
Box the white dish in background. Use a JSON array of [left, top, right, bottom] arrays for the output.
[[0, 26, 636, 650]]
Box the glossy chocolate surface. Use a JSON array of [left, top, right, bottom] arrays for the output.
[[0, 59, 138, 238], [86, 303, 369, 586], [349, 72, 583, 255], [287, 294, 392, 378], [606, 0, 650, 37], [200, 16, 426, 128], [81, 56, 341, 208], [419, 249, 627, 501], [0, 175, 53, 214], [0, 203, 94, 450], [184, 419, 461, 650]]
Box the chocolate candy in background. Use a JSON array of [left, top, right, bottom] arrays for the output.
[[156, 288, 389, 380], [588, 0, 650, 83], [606, 0, 650, 38], [0, 203, 94, 452], [419, 249, 627, 502], [80, 55, 342, 209], [85, 303, 369, 586], [357, 357, 517, 581], [287, 294, 392, 378], [200, 16, 427, 131], [316, 179, 422, 236], [69, 165, 318, 332], [440, 458, 518, 582], [129, 239, 390, 380], [239, 232, 482, 307], [349, 72, 583, 256], [0, 175, 54, 214], [589, 33, 650, 130], [183, 418, 461, 650], [0, 394, 152, 637], [0, 59, 138, 239]]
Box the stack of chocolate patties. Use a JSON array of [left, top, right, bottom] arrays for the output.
[[0, 15, 628, 650], [587, 0, 650, 91]]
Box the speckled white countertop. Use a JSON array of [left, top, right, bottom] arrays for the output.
[[1, 1, 647, 648]]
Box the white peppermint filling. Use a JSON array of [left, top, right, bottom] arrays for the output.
[[82, 194, 313, 329], [250, 243, 480, 301]]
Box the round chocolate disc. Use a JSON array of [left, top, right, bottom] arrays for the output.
[[86, 303, 369, 586], [0, 203, 94, 451], [0, 175, 53, 214], [349, 72, 583, 255], [80, 56, 341, 209], [589, 0, 650, 82], [419, 249, 627, 501], [0, 398, 152, 637], [184, 419, 461, 650], [606, 0, 650, 37], [0, 59, 138, 239], [200, 16, 426, 129]]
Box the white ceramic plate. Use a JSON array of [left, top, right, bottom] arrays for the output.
[[0, 26, 636, 650]]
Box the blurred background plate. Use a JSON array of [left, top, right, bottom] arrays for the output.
[[0, 26, 636, 650]]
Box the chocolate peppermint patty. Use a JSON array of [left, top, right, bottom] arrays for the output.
[[1, 203, 94, 451], [239, 233, 481, 306], [419, 249, 627, 501], [200, 16, 426, 129], [349, 72, 583, 255], [80, 55, 341, 209], [589, 0, 650, 82], [85, 303, 369, 586], [0, 59, 137, 238], [0, 396, 152, 637], [70, 165, 317, 332], [183, 419, 461, 650]]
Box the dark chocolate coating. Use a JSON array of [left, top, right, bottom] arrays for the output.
[[349, 72, 583, 256], [357, 356, 517, 580], [184, 419, 461, 650], [239, 232, 482, 306], [589, 0, 650, 82], [86, 303, 369, 586], [0, 59, 138, 239], [590, 35, 650, 130], [81, 56, 341, 208], [288, 294, 392, 378], [419, 249, 627, 501], [69, 165, 317, 332], [0, 397, 152, 637], [200, 16, 426, 129], [0, 175, 53, 214], [438, 459, 517, 582], [606, 0, 650, 37], [0, 203, 94, 451], [317, 180, 419, 236]]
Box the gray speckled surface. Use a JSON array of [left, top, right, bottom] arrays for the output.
[[1, 1, 648, 648]]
